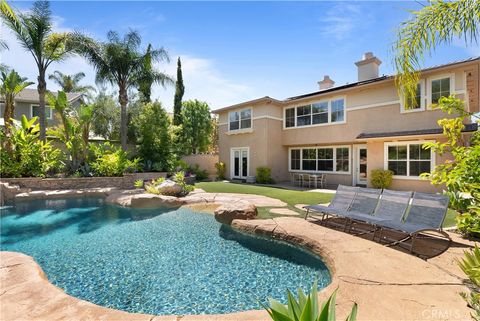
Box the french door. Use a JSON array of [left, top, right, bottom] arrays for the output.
[[355, 145, 368, 186], [231, 147, 249, 179]]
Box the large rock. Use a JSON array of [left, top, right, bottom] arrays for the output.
[[129, 193, 186, 208], [0, 182, 29, 205], [156, 180, 184, 197], [214, 201, 257, 224]]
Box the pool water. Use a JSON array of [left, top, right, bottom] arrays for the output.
[[0, 198, 330, 315]]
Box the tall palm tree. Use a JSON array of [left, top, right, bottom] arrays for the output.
[[394, 0, 480, 104], [77, 30, 173, 150], [48, 71, 95, 93], [0, 0, 77, 141]]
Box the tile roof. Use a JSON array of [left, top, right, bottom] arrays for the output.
[[356, 123, 478, 139]]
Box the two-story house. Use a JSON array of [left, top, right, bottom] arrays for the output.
[[0, 88, 84, 127], [213, 54, 479, 192]]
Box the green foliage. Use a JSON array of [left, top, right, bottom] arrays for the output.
[[0, 69, 34, 131], [421, 96, 480, 237], [256, 167, 274, 184], [134, 179, 144, 188], [370, 169, 394, 189], [90, 142, 141, 177], [394, 0, 480, 107], [179, 100, 212, 155], [458, 246, 480, 320], [264, 282, 357, 321], [175, 159, 190, 172], [191, 164, 209, 181], [143, 172, 193, 197], [0, 115, 62, 177], [48, 71, 94, 94], [215, 162, 226, 180], [134, 101, 174, 172], [90, 90, 120, 140], [173, 57, 184, 126], [172, 171, 195, 194]]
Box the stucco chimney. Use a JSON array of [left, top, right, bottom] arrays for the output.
[[355, 52, 382, 82], [318, 75, 335, 90]]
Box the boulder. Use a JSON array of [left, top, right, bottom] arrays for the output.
[[0, 182, 29, 205], [130, 193, 186, 208], [156, 180, 184, 197], [214, 201, 257, 224]]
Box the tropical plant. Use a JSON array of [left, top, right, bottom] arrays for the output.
[[180, 99, 212, 155], [0, 115, 61, 177], [172, 171, 195, 194], [90, 142, 141, 177], [256, 167, 274, 184], [264, 282, 357, 321], [0, 0, 78, 141], [215, 162, 226, 180], [75, 30, 172, 150], [173, 57, 184, 126], [191, 164, 209, 181], [90, 90, 120, 140], [48, 71, 94, 93], [134, 179, 144, 189], [457, 246, 480, 320], [134, 101, 174, 171], [421, 96, 480, 237], [370, 169, 394, 189], [0, 69, 34, 144], [394, 0, 480, 107]]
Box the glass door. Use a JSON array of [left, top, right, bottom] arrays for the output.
[[231, 148, 249, 179], [356, 146, 367, 186]]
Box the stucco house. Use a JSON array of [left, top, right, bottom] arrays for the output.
[[0, 88, 84, 127], [213, 54, 479, 192]]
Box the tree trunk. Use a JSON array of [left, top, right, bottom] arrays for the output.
[[37, 69, 47, 141], [3, 96, 14, 155], [119, 86, 128, 151]]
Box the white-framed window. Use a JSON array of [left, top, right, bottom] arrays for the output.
[[289, 146, 350, 173], [384, 141, 434, 178], [429, 74, 454, 105], [228, 108, 252, 131], [283, 97, 346, 129], [30, 105, 52, 120], [401, 80, 426, 112]]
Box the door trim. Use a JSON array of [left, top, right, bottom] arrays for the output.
[[230, 147, 250, 179], [353, 144, 367, 186]]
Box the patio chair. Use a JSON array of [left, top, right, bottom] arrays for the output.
[[292, 173, 302, 186], [378, 192, 451, 253], [304, 185, 358, 220]]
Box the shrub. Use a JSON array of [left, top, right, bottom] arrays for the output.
[[134, 179, 144, 188], [264, 281, 357, 321], [457, 212, 480, 239], [192, 164, 209, 181], [457, 246, 480, 320], [0, 116, 62, 178], [143, 173, 194, 197], [215, 162, 226, 180], [256, 167, 274, 184], [370, 169, 393, 189], [90, 143, 141, 177]]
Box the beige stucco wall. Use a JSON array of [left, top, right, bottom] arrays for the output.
[[181, 154, 219, 180]]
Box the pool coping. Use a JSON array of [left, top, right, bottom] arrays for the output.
[[1, 190, 475, 320]]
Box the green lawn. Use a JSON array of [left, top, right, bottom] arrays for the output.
[[196, 182, 457, 228]]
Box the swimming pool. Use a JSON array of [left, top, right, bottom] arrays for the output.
[[1, 198, 330, 315]]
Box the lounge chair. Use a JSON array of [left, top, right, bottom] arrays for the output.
[[378, 192, 451, 253], [304, 185, 358, 221]]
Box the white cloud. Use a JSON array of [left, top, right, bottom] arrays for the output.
[[319, 4, 370, 40], [452, 37, 480, 57]]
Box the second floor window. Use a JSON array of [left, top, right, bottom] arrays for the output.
[[331, 99, 344, 122], [229, 108, 251, 131], [31, 105, 52, 120], [284, 98, 345, 128], [431, 77, 450, 104]]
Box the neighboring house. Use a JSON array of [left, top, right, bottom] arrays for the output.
[[213, 54, 479, 192], [0, 88, 84, 127]]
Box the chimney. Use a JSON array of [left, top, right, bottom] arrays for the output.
[[355, 52, 382, 82], [318, 75, 335, 90]]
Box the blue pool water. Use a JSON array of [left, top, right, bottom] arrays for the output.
[[0, 198, 330, 315]]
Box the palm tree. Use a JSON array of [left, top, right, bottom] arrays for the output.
[[394, 0, 480, 104], [77, 30, 173, 150], [48, 71, 95, 93], [0, 0, 77, 141]]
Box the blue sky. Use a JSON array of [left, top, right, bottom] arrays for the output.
[[2, 1, 478, 111]]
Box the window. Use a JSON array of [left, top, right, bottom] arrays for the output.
[[317, 148, 334, 171], [336, 147, 349, 172], [296, 105, 311, 126], [330, 99, 344, 122], [431, 77, 450, 104], [229, 108, 252, 131], [386, 142, 433, 177], [285, 97, 345, 128], [312, 102, 328, 124], [290, 149, 301, 170], [31, 105, 52, 120], [302, 148, 316, 171], [285, 108, 295, 128], [404, 83, 424, 110], [289, 146, 350, 173]]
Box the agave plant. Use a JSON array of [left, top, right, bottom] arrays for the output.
[[458, 246, 480, 320], [264, 281, 357, 321]]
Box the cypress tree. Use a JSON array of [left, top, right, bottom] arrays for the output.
[[173, 57, 185, 125]]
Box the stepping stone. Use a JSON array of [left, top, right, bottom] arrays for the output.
[[269, 208, 299, 216]]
